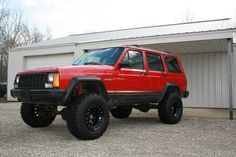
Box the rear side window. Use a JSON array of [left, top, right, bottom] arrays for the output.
[[165, 56, 181, 73], [146, 53, 164, 71]]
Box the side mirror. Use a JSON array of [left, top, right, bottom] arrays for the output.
[[119, 60, 130, 68]]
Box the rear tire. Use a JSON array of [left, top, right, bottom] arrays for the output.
[[158, 93, 183, 124], [21, 103, 56, 127], [110, 106, 132, 119], [66, 94, 109, 140]]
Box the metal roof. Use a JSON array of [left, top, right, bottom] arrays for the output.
[[13, 18, 236, 50]]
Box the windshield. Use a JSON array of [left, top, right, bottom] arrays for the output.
[[73, 47, 124, 66]]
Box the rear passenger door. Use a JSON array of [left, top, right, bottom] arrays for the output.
[[146, 52, 166, 93]]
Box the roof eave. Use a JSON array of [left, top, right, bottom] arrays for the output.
[[75, 29, 236, 50], [10, 43, 75, 52], [10, 29, 236, 52]]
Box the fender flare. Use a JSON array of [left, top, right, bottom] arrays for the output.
[[62, 76, 108, 105], [159, 83, 180, 102]]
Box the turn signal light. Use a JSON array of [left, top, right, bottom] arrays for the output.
[[53, 73, 60, 88]]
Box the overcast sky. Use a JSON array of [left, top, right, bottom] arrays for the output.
[[8, 0, 236, 38]]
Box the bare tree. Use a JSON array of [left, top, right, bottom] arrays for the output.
[[45, 27, 52, 41], [181, 9, 196, 23], [0, 0, 52, 82], [30, 26, 44, 44]]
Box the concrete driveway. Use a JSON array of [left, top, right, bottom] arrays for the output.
[[0, 102, 235, 157]]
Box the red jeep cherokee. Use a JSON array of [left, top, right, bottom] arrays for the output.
[[11, 46, 189, 140]]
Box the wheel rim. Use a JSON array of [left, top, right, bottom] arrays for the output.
[[85, 105, 104, 131], [32, 105, 55, 119], [171, 101, 181, 117], [33, 105, 40, 117]]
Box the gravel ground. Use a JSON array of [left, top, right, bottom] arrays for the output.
[[0, 102, 236, 157]]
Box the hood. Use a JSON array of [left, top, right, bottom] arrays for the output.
[[17, 66, 59, 75], [58, 65, 115, 76], [17, 65, 115, 75]]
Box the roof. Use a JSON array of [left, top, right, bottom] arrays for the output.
[[13, 18, 236, 51]]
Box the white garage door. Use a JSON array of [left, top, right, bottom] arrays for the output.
[[178, 52, 228, 108], [25, 53, 74, 70]]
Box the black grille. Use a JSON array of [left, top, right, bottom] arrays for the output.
[[18, 73, 48, 89]]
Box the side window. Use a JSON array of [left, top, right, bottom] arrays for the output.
[[165, 56, 181, 73], [146, 53, 164, 71], [121, 50, 144, 70]]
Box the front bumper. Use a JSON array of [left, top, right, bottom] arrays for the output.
[[11, 89, 65, 105]]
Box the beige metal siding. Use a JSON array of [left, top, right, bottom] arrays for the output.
[[178, 52, 228, 108]]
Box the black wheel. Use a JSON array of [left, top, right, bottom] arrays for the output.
[[66, 94, 109, 140], [110, 106, 132, 119], [158, 93, 183, 124], [21, 103, 56, 127]]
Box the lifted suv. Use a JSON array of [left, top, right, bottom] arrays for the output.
[[11, 46, 189, 140]]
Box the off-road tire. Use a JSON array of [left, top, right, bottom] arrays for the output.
[[66, 94, 109, 140], [158, 93, 183, 124], [21, 103, 56, 127], [110, 106, 132, 119]]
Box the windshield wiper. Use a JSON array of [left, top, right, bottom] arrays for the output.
[[84, 62, 101, 65]]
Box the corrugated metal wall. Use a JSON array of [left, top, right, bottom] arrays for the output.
[[178, 52, 228, 108]]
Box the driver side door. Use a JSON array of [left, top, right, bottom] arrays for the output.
[[113, 49, 151, 103]]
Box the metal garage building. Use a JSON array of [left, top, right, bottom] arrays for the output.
[[7, 18, 236, 111]]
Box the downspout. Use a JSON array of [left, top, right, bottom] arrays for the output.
[[227, 38, 234, 120]]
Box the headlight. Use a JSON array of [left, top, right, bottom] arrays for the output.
[[14, 76, 20, 88], [45, 73, 60, 88], [48, 73, 55, 82], [16, 76, 20, 84]]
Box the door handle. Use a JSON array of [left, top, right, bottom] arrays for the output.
[[161, 73, 167, 77], [141, 72, 148, 75]]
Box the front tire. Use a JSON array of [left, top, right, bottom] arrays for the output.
[[21, 103, 56, 127], [66, 94, 109, 140], [110, 106, 132, 119], [158, 93, 183, 124]]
